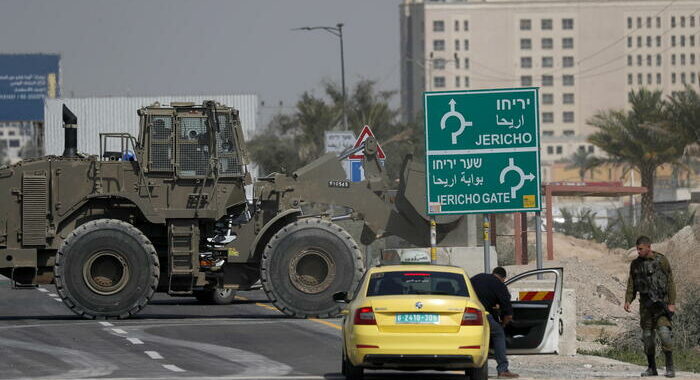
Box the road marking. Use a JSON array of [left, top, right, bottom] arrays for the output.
[[53, 298, 63, 302], [309, 318, 341, 330], [111, 328, 127, 334], [237, 295, 281, 312], [99, 321, 114, 327], [48, 293, 58, 297], [127, 338, 144, 345], [145, 351, 163, 360], [162, 364, 186, 372], [37, 288, 49, 293]]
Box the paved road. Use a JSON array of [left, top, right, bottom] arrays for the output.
[[0, 279, 696, 379]]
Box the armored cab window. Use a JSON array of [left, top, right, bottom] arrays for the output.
[[149, 115, 174, 171], [216, 113, 244, 176], [178, 117, 210, 177]]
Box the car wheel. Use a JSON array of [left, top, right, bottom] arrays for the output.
[[54, 219, 159, 319], [466, 360, 488, 380], [260, 218, 364, 318], [342, 350, 363, 380]]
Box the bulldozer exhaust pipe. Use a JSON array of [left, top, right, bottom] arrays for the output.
[[62, 104, 78, 158]]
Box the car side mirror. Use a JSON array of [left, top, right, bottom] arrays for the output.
[[333, 291, 349, 303]]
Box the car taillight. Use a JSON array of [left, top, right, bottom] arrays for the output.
[[353, 306, 376, 325], [461, 307, 483, 326]]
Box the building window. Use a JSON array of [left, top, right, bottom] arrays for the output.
[[657, 54, 662, 66], [647, 73, 652, 84], [9, 140, 19, 147], [547, 146, 554, 154], [464, 76, 470, 88], [691, 35, 695, 47], [647, 36, 652, 47], [588, 146, 594, 153], [542, 75, 554, 86], [628, 17, 632, 29], [521, 75, 533, 86], [8, 131, 15, 136], [681, 54, 686, 65], [543, 131, 554, 137], [454, 20, 459, 31], [637, 73, 643, 85], [542, 56, 553, 68], [464, 57, 470, 69], [434, 76, 445, 88], [463, 20, 469, 31], [671, 72, 676, 84], [563, 130, 575, 137], [563, 93, 574, 104], [563, 111, 574, 123], [520, 38, 532, 50], [455, 76, 461, 87], [562, 37, 574, 49], [672, 54, 676, 65], [682, 72, 687, 84], [671, 16, 676, 28], [628, 73, 633, 85], [657, 73, 662, 84], [627, 36, 632, 47], [521, 57, 532, 68], [628, 55, 633, 66], [563, 74, 575, 86], [656, 35, 662, 47], [455, 39, 460, 51], [455, 58, 460, 69], [556, 145, 563, 154], [647, 55, 652, 66], [433, 39, 445, 51], [542, 93, 554, 104], [637, 54, 642, 66], [542, 38, 553, 49], [562, 18, 574, 30], [657, 16, 662, 28], [691, 53, 696, 65], [637, 36, 642, 47], [647, 17, 652, 28], [464, 39, 469, 50], [542, 112, 554, 123], [691, 16, 696, 27], [692, 72, 696, 84], [681, 35, 686, 47], [637, 17, 642, 28], [433, 20, 445, 32], [0, 131, 3, 136], [681, 16, 686, 27], [520, 19, 531, 30], [563, 56, 574, 67], [434, 58, 446, 70], [672, 35, 676, 47], [541, 19, 553, 30]]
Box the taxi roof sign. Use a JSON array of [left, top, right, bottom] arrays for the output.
[[349, 125, 386, 160]]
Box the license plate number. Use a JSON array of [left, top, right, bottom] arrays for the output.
[[395, 313, 439, 324]]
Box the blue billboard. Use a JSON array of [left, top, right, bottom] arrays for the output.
[[0, 54, 60, 121]]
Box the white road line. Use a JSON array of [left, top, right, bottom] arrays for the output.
[[162, 364, 186, 372], [144, 351, 163, 360], [127, 338, 144, 345], [37, 288, 49, 293], [53, 298, 63, 302], [111, 328, 127, 334], [48, 293, 58, 297], [99, 322, 114, 327]]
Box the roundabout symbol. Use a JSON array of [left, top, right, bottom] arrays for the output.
[[499, 157, 535, 198], [440, 99, 473, 144]]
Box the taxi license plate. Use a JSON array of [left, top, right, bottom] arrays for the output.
[[395, 313, 439, 324]]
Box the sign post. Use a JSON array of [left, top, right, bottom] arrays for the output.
[[348, 125, 386, 182], [424, 88, 541, 272]]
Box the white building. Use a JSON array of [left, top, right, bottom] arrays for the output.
[[0, 120, 39, 163], [44, 94, 258, 156], [400, 0, 700, 163]]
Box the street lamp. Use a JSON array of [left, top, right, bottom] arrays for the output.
[[293, 23, 348, 130]]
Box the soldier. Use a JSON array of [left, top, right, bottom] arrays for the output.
[[624, 235, 676, 378]]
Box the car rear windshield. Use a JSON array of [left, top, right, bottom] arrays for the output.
[[366, 271, 469, 297]]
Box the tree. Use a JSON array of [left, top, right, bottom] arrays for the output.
[[564, 149, 600, 181], [667, 84, 700, 155], [587, 88, 684, 227]]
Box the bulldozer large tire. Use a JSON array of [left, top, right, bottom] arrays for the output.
[[54, 219, 160, 319], [261, 218, 364, 318]]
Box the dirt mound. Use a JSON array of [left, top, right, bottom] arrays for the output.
[[653, 226, 700, 295]]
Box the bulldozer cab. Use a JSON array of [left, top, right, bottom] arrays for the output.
[[136, 101, 248, 178]]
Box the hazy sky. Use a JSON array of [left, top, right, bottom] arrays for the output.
[[0, 0, 402, 120]]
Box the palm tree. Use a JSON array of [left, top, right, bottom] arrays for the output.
[[667, 84, 700, 155], [564, 149, 599, 181], [587, 88, 684, 227]]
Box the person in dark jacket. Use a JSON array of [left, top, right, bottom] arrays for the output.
[[471, 267, 519, 379]]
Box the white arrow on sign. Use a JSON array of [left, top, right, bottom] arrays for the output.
[[499, 157, 535, 198], [440, 99, 473, 144]]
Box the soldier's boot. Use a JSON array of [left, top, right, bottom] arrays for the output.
[[664, 351, 675, 378], [641, 329, 658, 377]]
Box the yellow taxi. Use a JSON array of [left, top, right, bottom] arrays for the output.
[[334, 264, 490, 380]]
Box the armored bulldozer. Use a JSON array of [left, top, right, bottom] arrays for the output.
[[0, 101, 465, 319]]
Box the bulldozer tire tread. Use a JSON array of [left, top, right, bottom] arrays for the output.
[[260, 218, 364, 318], [54, 219, 160, 319]]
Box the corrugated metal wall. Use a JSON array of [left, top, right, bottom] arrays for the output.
[[44, 94, 257, 156]]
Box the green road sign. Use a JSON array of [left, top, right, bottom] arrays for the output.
[[424, 88, 541, 214]]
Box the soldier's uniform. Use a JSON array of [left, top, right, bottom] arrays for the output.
[[625, 251, 676, 376]]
